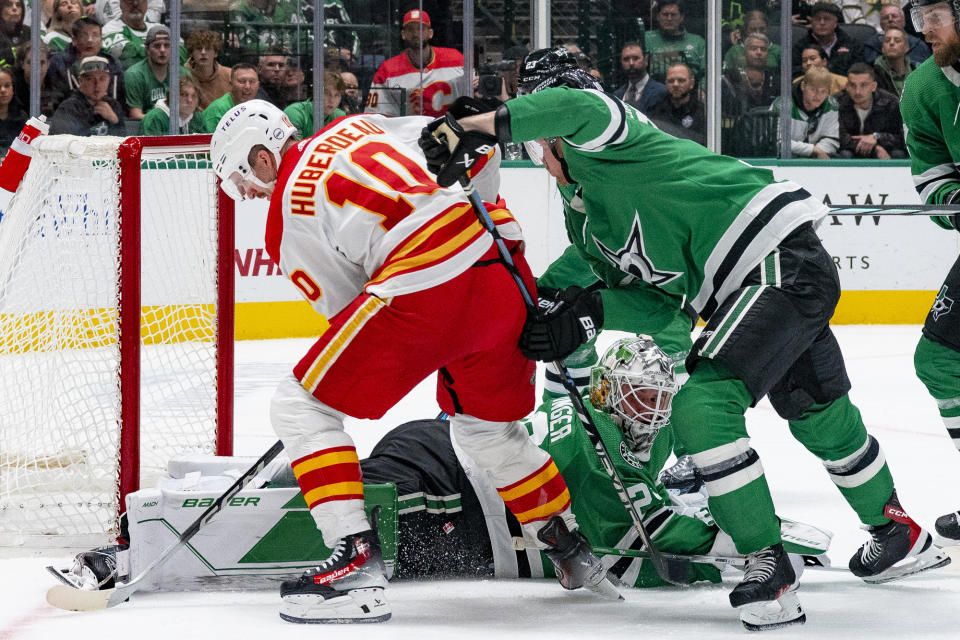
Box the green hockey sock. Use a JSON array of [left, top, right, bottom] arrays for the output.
[[789, 396, 893, 527], [672, 361, 780, 554]]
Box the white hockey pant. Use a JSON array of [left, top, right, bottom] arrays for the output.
[[270, 373, 369, 547], [449, 413, 576, 546]]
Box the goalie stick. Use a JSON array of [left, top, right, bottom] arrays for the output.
[[456, 175, 691, 588], [45, 439, 286, 611]]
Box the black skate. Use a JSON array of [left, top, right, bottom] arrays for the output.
[[537, 515, 622, 600], [659, 455, 703, 495], [935, 510, 960, 542], [729, 543, 806, 631], [848, 491, 951, 584], [279, 529, 391, 624]]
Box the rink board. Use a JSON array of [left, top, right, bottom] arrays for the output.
[[227, 163, 956, 336]]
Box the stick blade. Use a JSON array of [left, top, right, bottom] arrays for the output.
[[655, 557, 693, 586], [46, 584, 118, 611]]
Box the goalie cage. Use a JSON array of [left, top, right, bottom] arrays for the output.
[[0, 134, 234, 548]]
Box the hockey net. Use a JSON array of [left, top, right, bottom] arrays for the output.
[[0, 135, 234, 548]]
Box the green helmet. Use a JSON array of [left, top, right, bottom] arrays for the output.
[[589, 336, 679, 454]]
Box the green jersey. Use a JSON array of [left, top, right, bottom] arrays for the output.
[[504, 87, 826, 319], [645, 30, 707, 82], [200, 92, 236, 133], [124, 60, 190, 114], [283, 100, 347, 140], [523, 392, 721, 587], [139, 100, 205, 135], [900, 57, 960, 230]]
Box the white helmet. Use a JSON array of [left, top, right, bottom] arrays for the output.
[[589, 335, 679, 454], [210, 99, 297, 201]]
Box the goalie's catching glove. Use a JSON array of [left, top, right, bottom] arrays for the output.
[[419, 112, 499, 188], [519, 286, 603, 362]]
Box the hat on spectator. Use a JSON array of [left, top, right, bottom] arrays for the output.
[[810, 2, 842, 18], [402, 9, 430, 27], [145, 24, 171, 46], [76, 55, 110, 76]]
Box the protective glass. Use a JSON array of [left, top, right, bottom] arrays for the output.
[[911, 3, 954, 31]]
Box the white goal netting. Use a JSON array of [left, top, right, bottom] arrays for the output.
[[0, 136, 229, 548]]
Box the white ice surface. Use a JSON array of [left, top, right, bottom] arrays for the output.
[[3, 326, 960, 639]]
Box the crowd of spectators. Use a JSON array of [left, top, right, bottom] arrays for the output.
[[0, 1, 931, 161]]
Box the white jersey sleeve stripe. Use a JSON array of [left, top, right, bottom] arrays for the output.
[[565, 90, 628, 152], [914, 162, 960, 202]]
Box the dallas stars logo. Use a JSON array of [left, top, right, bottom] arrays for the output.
[[593, 213, 682, 286], [933, 285, 954, 321]]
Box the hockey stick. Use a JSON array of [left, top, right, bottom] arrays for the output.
[[829, 204, 960, 216], [457, 176, 691, 587], [46, 439, 286, 611], [591, 546, 850, 573]]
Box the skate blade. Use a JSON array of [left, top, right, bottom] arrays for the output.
[[739, 591, 806, 632], [585, 576, 624, 601], [280, 587, 391, 624], [861, 546, 952, 584]]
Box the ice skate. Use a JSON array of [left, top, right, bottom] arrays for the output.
[[935, 510, 960, 542], [729, 543, 806, 631], [279, 529, 391, 624], [849, 491, 951, 584], [537, 515, 623, 600], [659, 455, 703, 495]]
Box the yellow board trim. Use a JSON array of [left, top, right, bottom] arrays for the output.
[[1, 290, 936, 356], [831, 290, 937, 324]]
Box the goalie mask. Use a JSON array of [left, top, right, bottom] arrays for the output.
[[210, 99, 297, 202], [589, 336, 679, 454], [910, 0, 960, 33]]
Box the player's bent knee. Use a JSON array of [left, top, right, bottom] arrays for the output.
[[449, 414, 548, 479], [270, 374, 348, 456]]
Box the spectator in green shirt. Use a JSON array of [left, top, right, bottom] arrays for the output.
[[644, 0, 706, 83], [283, 71, 346, 139], [124, 25, 190, 119], [200, 62, 259, 133], [140, 74, 203, 135]]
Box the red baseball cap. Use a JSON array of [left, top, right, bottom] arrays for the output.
[[402, 9, 431, 27]]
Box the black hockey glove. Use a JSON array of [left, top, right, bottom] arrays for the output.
[[418, 112, 500, 188], [519, 286, 604, 362]]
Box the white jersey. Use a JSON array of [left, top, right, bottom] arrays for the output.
[[364, 47, 466, 117], [266, 114, 512, 319]]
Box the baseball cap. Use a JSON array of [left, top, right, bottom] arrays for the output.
[[402, 9, 430, 27], [145, 24, 171, 46], [810, 2, 842, 18], [76, 55, 110, 76]]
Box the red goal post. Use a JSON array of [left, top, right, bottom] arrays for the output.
[[0, 134, 234, 548]]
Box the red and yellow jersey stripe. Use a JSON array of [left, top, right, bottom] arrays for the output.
[[497, 459, 572, 525], [291, 445, 364, 509], [366, 202, 517, 290]]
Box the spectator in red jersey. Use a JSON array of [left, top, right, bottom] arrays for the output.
[[365, 9, 465, 117]]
